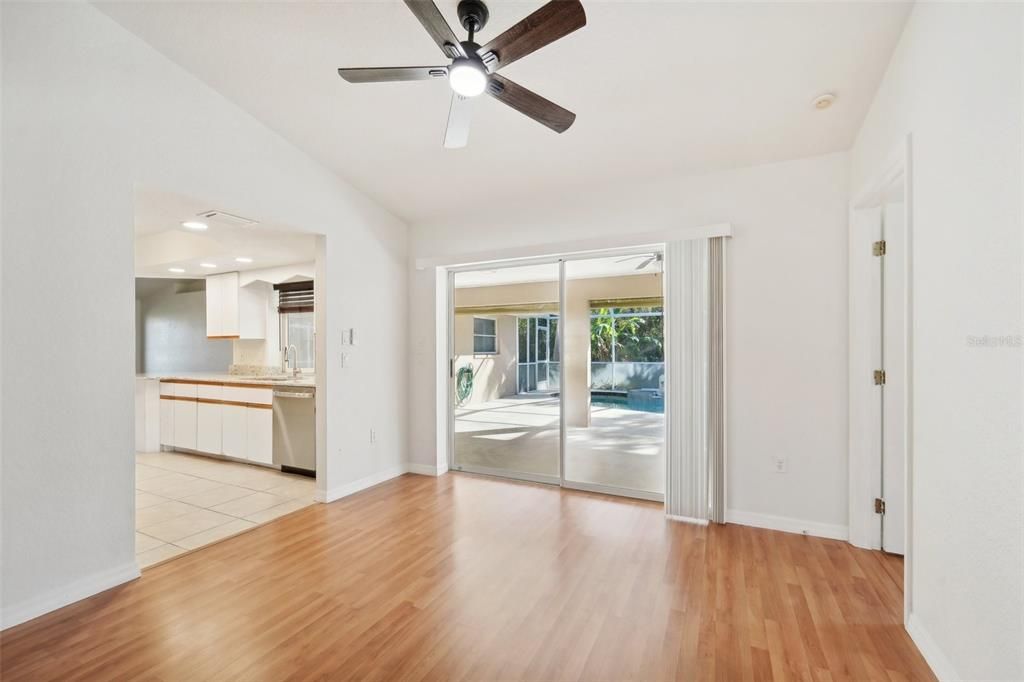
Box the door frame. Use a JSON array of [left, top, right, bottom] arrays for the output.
[[444, 245, 668, 501], [848, 134, 914, 622]]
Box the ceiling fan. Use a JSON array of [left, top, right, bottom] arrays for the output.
[[338, 0, 586, 149], [616, 253, 663, 271]]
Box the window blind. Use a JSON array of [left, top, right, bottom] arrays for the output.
[[274, 280, 314, 313]]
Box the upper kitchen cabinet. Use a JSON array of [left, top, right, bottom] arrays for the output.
[[206, 272, 266, 339]]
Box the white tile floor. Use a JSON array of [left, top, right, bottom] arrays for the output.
[[135, 451, 316, 568]]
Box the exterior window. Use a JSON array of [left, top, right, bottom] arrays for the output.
[[281, 311, 315, 370], [473, 317, 497, 354]]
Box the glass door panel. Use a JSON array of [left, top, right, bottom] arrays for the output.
[[452, 263, 561, 483], [562, 254, 666, 497]]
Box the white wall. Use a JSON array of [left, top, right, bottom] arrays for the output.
[[137, 280, 233, 373], [410, 152, 851, 537], [452, 314, 518, 405], [850, 4, 1023, 680], [1, 2, 407, 627]]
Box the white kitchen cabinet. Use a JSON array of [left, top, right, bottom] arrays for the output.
[[166, 378, 196, 448], [205, 272, 266, 340], [136, 378, 161, 452], [159, 397, 175, 447], [196, 384, 223, 454], [157, 380, 279, 466], [245, 407, 273, 465], [196, 402, 222, 454], [221, 404, 248, 459], [173, 399, 197, 450], [206, 274, 224, 337]]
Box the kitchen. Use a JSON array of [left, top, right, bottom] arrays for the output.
[[133, 189, 321, 567]]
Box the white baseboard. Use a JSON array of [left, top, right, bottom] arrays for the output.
[[906, 611, 958, 681], [314, 464, 409, 503], [666, 514, 710, 526], [1, 561, 140, 631], [726, 509, 848, 541], [406, 462, 447, 476]]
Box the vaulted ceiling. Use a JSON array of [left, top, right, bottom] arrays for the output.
[[97, 1, 911, 223]]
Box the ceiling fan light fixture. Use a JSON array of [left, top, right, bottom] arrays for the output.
[[448, 59, 487, 97]]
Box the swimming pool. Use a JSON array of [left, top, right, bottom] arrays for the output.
[[591, 390, 664, 414]]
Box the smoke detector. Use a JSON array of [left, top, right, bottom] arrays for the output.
[[812, 92, 836, 110], [196, 209, 259, 227]]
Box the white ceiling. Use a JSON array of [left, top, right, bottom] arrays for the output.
[[454, 252, 661, 288], [134, 188, 317, 278], [97, 1, 911, 224]]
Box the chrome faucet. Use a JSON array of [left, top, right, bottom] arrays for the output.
[[288, 345, 299, 377]]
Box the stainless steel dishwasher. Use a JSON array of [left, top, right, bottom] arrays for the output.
[[272, 386, 315, 476]]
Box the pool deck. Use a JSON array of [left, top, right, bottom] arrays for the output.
[[454, 395, 665, 493]]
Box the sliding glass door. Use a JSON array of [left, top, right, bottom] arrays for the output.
[[449, 249, 665, 500], [450, 263, 561, 484], [561, 254, 665, 499]]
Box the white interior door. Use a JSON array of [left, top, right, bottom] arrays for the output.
[[882, 190, 906, 554]]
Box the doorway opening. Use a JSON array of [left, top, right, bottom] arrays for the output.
[[132, 187, 323, 569], [449, 248, 666, 501], [849, 138, 912, 619]]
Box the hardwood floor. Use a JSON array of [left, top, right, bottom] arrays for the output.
[[0, 473, 934, 681]]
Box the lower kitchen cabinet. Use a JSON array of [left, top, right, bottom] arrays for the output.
[[159, 398, 175, 447], [246, 407, 273, 465], [173, 399, 197, 450], [196, 402, 222, 454], [157, 380, 281, 466], [221, 404, 247, 460]]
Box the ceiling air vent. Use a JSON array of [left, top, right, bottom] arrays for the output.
[[196, 209, 259, 227]]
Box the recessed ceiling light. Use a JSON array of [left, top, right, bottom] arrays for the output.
[[235, 257, 253, 263], [181, 221, 208, 230], [812, 92, 836, 110], [199, 263, 217, 268], [168, 267, 186, 273]]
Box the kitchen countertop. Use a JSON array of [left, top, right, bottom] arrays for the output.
[[136, 372, 316, 389]]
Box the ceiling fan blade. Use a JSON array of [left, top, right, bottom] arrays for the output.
[[477, 0, 586, 71], [337, 66, 448, 83], [403, 0, 466, 59], [486, 74, 575, 133], [443, 93, 475, 149]]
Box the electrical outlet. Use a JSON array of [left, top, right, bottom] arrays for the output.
[[370, 428, 376, 444], [773, 457, 787, 473]]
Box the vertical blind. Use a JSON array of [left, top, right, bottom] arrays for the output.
[[708, 238, 726, 524], [664, 237, 726, 524]]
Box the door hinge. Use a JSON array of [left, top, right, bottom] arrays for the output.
[[449, 358, 454, 378], [874, 497, 886, 514], [872, 240, 887, 257], [873, 369, 886, 385]]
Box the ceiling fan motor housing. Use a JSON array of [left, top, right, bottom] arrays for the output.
[[457, 0, 489, 33]]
